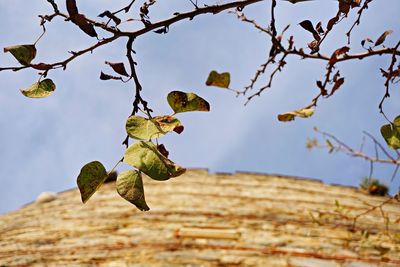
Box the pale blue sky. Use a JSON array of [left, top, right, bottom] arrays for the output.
[[1, 0, 399, 213]]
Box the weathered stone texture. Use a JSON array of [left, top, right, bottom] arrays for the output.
[[0, 169, 399, 266]]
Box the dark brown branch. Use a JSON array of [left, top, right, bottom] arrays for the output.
[[129, 0, 263, 38], [313, 129, 400, 165], [346, 0, 373, 44], [378, 40, 400, 114], [45, 0, 59, 13]]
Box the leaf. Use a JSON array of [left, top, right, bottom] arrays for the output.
[[20, 79, 56, 98], [153, 115, 182, 133], [76, 161, 108, 203], [329, 46, 350, 65], [375, 30, 393, 46], [167, 91, 210, 114], [338, 2, 351, 15], [100, 71, 121, 81], [299, 20, 315, 34], [123, 141, 186, 181], [173, 125, 184, 134], [71, 14, 98, 38], [326, 16, 338, 31], [4, 44, 36, 65], [278, 108, 315, 122], [66, 0, 79, 16], [98, 11, 121, 25], [31, 63, 52, 71], [299, 20, 320, 41], [381, 116, 400, 150], [205, 70, 230, 88], [157, 144, 169, 158], [105, 61, 129, 77], [66, 0, 97, 38], [315, 21, 324, 34], [330, 77, 344, 95], [154, 26, 169, 34], [125, 115, 182, 140], [116, 170, 150, 211]]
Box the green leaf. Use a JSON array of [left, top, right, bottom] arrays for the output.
[[116, 170, 150, 211], [123, 141, 186, 181], [205, 70, 230, 88], [278, 108, 315, 122], [381, 115, 400, 150], [4, 44, 36, 65], [20, 79, 56, 98], [126, 115, 182, 140], [167, 91, 210, 114], [77, 161, 108, 203]]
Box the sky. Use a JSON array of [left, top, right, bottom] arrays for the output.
[[1, 0, 399, 214]]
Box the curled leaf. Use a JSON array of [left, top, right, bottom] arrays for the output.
[[157, 144, 169, 158], [20, 79, 56, 98], [330, 77, 345, 96], [77, 161, 108, 203], [326, 16, 339, 31], [116, 170, 150, 211], [4, 44, 36, 65], [381, 116, 400, 150], [338, 1, 351, 15], [205, 70, 230, 88], [71, 14, 98, 38], [123, 141, 186, 181], [66, 0, 97, 38], [167, 91, 210, 114], [278, 108, 315, 122], [329, 46, 350, 65]]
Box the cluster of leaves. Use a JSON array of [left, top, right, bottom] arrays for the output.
[[77, 90, 210, 211], [3, 45, 56, 97], [1, 0, 400, 211]]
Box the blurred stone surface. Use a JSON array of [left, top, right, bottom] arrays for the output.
[[0, 169, 399, 266]]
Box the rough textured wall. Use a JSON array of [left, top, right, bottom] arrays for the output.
[[0, 169, 399, 266]]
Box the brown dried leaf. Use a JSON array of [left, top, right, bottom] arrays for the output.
[[330, 77, 345, 96], [157, 144, 169, 158], [327, 16, 338, 31], [173, 125, 184, 134], [315, 22, 324, 34], [338, 2, 351, 15], [375, 30, 393, 46], [299, 20, 317, 36], [105, 61, 129, 77], [66, 0, 79, 17], [71, 14, 98, 38], [31, 63, 52, 71], [100, 72, 121, 80], [329, 46, 350, 65]]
